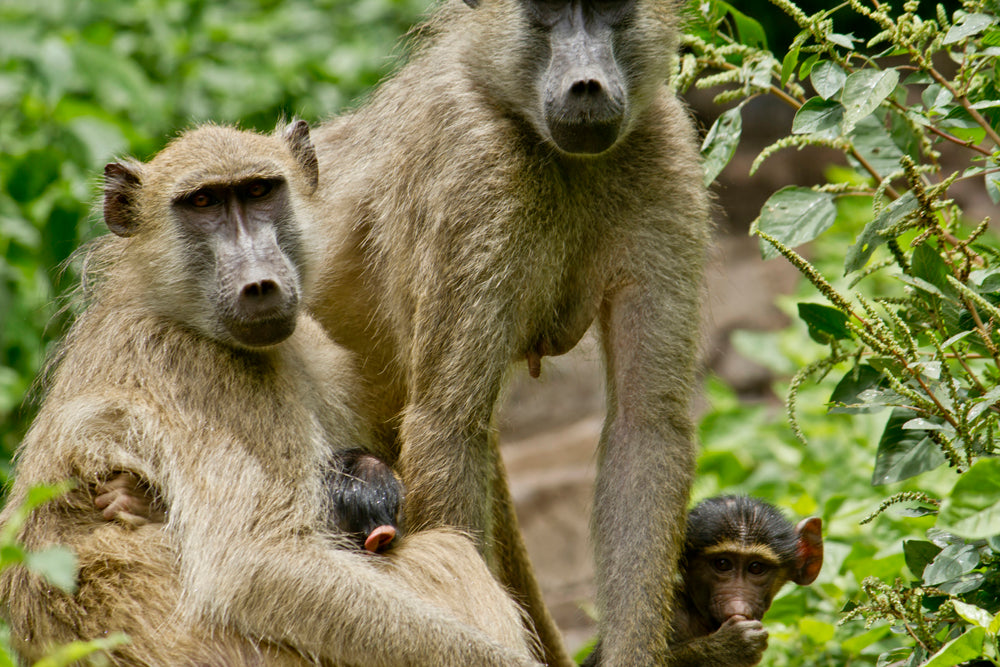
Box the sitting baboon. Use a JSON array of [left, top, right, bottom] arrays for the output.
[[583, 496, 824, 666], [0, 122, 538, 666], [307, 0, 712, 663]]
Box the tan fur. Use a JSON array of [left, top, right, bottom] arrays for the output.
[[0, 124, 538, 666], [305, 1, 711, 664]]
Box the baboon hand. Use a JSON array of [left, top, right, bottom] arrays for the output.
[[715, 615, 768, 666], [94, 472, 165, 527]]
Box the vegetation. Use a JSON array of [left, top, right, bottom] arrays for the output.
[[688, 0, 1000, 663], [1, 0, 999, 664]]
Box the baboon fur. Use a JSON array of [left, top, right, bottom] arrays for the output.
[[0, 124, 537, 666], [307, 0, 711, 664]]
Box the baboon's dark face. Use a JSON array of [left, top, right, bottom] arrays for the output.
[[685, 551, 784, 625], [173, 176, 302, 348], [523, 0, 634, 154]]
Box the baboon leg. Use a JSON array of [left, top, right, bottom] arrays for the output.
[[593, 274, 701, 665], [490, 443, 573, 667]]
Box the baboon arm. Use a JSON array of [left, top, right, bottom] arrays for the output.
[[395, 307, 510, 541], [174, 465, 537, 667], [594, 277, 700, 666]]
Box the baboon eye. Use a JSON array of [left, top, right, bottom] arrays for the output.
[[747, 561, 768, 575], [712, 558, 733, 572], [245, 180, 273, 199], [187, 190, 218, 208]]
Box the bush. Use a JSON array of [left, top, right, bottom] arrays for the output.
[[686, 0, 1000, 663]]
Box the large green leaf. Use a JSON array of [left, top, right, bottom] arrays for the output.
[[791, 97, 844, 137], [848, 115, 905, 178], [871, 408, 947, 486], [798, 302, 852, 343], [922, 543, 979, 586], [841, 68, 899, 131], [25, 546, 77, 593], [829, 364, 885, 414], [922, 627, 986, 667], [810, 61, 846, 100], [756, 187, 837, 260], [903, 540, 940, 578], [844, 192, 918, 273], [937, 458, 1000, 539], [943, 13, 998, 45], [700, 105, 743, 187]]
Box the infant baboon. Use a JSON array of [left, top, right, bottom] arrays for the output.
[[583, 496, 824, 666], [308, 0, 712, 663], [325, 449, 405, 553], [0, 122, 538, 666]]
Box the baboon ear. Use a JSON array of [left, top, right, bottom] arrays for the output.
[[103, 162, 142, 238], [792, 517, 823, 585], [283, 119, 319, 193]]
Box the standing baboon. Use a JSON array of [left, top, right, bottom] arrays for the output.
[[0, 122, 539, 666], [307, 0, 711, 664]]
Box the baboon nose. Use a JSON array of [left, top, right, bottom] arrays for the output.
[[242, 279, 278, 301], [239, 279, 283, 315]]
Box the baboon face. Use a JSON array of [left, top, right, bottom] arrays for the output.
[[473, 0, 638, 154], [103, 123, 318, 348]]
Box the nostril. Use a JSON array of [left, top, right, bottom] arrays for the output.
[[570, 79, 603, 96], [242, 280, 278, 301]]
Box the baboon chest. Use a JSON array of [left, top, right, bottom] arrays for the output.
[[514, 234, 607, 362]]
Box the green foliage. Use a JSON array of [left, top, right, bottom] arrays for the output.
[[0, 0, 427, 467], [0, 484, 125, 664], [686, 0, 1000, 663]]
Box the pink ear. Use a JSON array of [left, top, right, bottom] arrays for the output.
[[793, 517, 823, 585], [364, 525, 397, 553]]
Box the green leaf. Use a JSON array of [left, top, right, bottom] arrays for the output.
[[903, 540, 941, 578], [810, 61, 846, 100], [937, 458, 1000, 539], [911, 242, 957, 298], [31, 633, 129, 667], [923, 544, 979, 586], [841, 68, 900, 131], [756, 187, 837, 260], [922, 627, 986, 667], [798, 302, 852, 343], [791, 97, 844, 137], [943, 13, 998, 45], [987, 158, 999, 204], [871, 408, 947, 486], [952, 600, 993, 629], [829, 364, 884, 414], [844, 192, 918, 273], [828, 33, 856, 50], [713, 0, 768, 49], [25, 546, 77, 593], [798, 53, 820, 80], [848, 115, 905, 177], [780, 44, 799, 87], [700, 105, 743, 187]]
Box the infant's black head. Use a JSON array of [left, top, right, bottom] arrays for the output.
[[326, 449, 404, 553]]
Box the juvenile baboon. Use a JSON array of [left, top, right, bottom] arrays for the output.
[[0, 122, 539, 666], [307, 0, 711, 663], [325, 449, 405, 553], [583, 496, 824, 666]]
